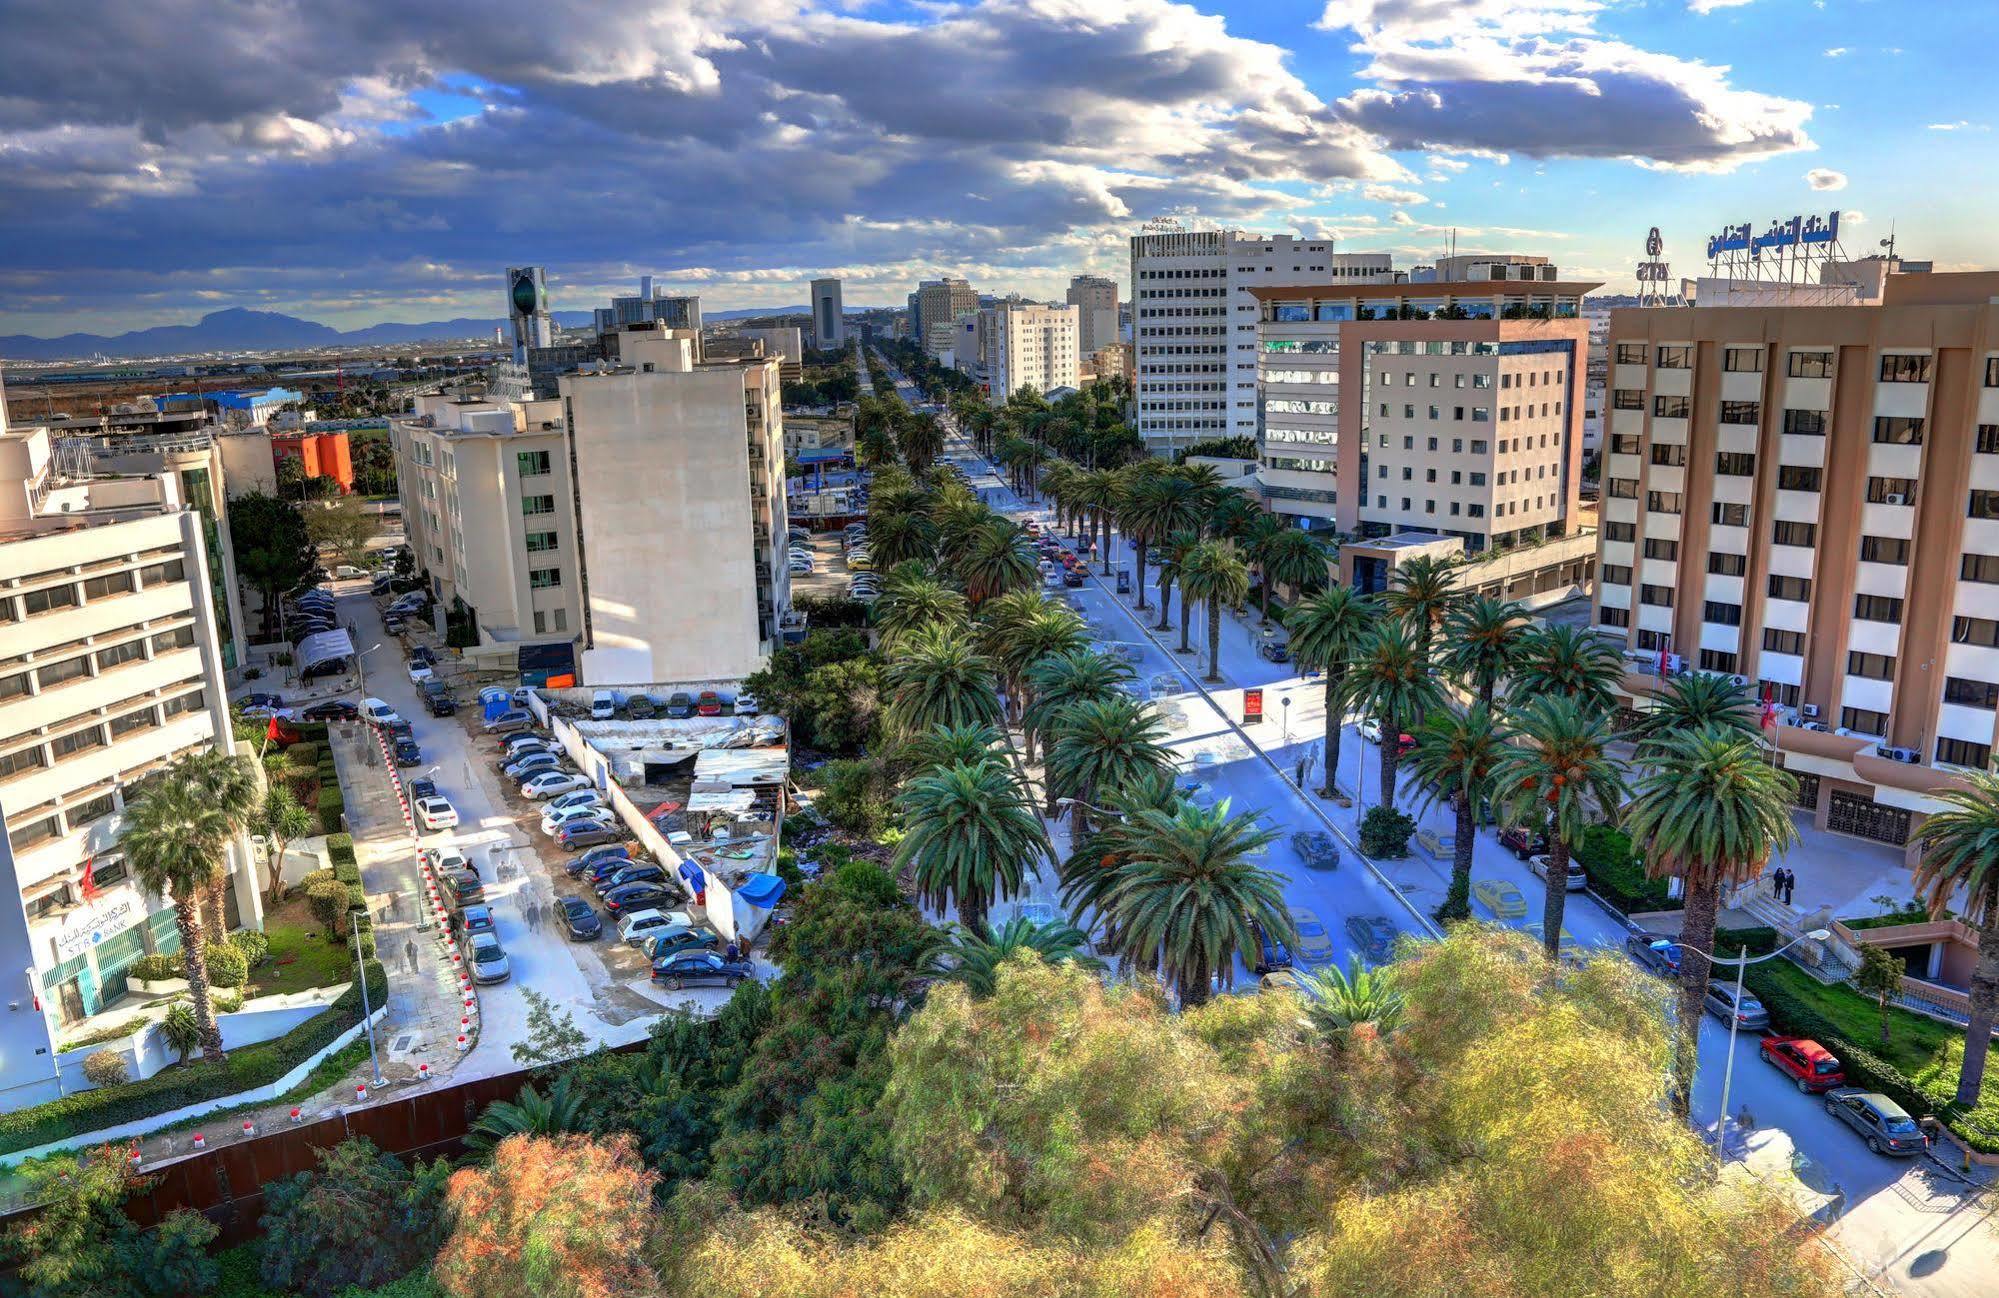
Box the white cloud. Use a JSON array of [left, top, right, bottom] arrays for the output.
[[1805, 167, 1847, 191], [1362, 183, 1430, 204], [1823, 46, 1849, 57], [1688, 0, 1754, 11], [1928, 120, 1983, 131]]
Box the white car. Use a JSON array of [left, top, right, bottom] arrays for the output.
[[543, 789, 604, 817], [418, 845, 468, 875], [543, 805, 613, 838], [521, 770, 589, 800], [467, 932, 510, 983], [618, 908, 699, 945], [1529, 853, 1589, 893], [734, 692, 759, 715], [407, 661, 434, 685], [413, 796, 458, 832]]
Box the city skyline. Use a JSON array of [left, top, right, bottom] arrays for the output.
[[1, 0, 1993, 336]]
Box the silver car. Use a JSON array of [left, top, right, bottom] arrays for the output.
[[468, 932, 511, 984], [1703, 980, 1768, 1029]]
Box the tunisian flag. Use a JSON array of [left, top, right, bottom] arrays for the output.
[[79, 856, 98, 902]]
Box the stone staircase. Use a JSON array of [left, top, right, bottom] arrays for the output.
[[1732, 889, 1859, 984]]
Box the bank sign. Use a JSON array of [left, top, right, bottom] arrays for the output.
[[1707, 211, 1840, 261], [52, 897, 138, 963]]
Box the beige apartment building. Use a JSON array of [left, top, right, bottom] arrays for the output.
[[985, 303, 1079, 406], [560, 328, 790, 685], [1593, 271, 1999, 854], [388, 393, 584, 645], [1066, 274, 1120, 362], [1250, 278, 1595, 569], [0, 390, 247, 1105]]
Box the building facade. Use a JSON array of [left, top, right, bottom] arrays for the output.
[[1593, 271, 1999, 855], [810, 278, 846, 349], [1130, 230, 1393, 452], [1066, 274, 1120, 362], [912, 278, 979, 347], [0, 398, 248, 1107], [985, 303, 1079, 406]]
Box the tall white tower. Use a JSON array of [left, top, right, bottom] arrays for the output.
[[810, 278, 845, 349], [506, 266, 554, 364]]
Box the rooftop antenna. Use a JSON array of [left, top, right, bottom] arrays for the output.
[[1880, 221, 1897, 260]]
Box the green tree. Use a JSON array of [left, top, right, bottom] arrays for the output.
[[0, 1145, 218, 1298], [303, 493, 374, 566], [1909, 769, 1999, 1106], [796, 657, 885, 752], [1298, 956, 1404, 1038], [1493, 695, 1625, 961], [1286, 587, 1377, 800], [871, 567, 969, 647], [511, 986, 591, 1066], [883, 627, 1001, 736], [256, 785, 314, 903], [1439, 595, 1529, 709], [1852, 943, 1904, 1047], [926, 917, 1103, 997], [1404, 704, 1507, 923], [1338, 624, 1444, 813], [894, 759, 1048, 936], [1382, 553, 1457, 665], [1177, 539, 1250, 683], [866, 510, 938, 571], [466, 1077, 589, 1153], [1045, 695, 1172, 834], [1254, 527, 1330, 624], [1074, 468, 1121, 573], [260, 1137, 450, 1293], [955, 518, 1038, 605], [1507, 623, 1625, 716], [1631, 670, 1759, 755], [181, 748, 260, 940], [120, 767, 232, 1058], [1118, 472, 1204, 612], [1623, 726, 1795, 1111], [896, 721, 1003, 775], [1022, 649, 1133, 768], [228, 491, 316, 637], [898, 410, 945, 474], [977, 591, 1085, 730]]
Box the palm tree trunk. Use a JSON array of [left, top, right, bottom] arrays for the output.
[[1206, 601, 1222, 683], [1259, 578, 1271, 627], [1319, 671, 1342, 798], [1178, 598, 1194, 655], [1133, 540, 1150, 610], [958, 891, 990, 941], [176, 901, 227, 1060], [1378, 721, 1400, 812], [1539, 837, 1571, 961], [1182, 950, 1212, 1009], [1439, 792, 1476, 922], [205, 874, 229, 943], [1100, 512, 1113, 574], [1956, 909, 1999, 1105], [1155, 571, 1173, 631], [1479, 672, 1497, 711], [1671, 875, 1723, 1117]]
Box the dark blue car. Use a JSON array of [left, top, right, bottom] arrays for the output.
[[650, 951, 752, 990], [392, 737, 421, 766], [558, 897, 602, 941]]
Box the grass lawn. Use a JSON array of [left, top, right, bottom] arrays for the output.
[[247, 905, 359, 999]]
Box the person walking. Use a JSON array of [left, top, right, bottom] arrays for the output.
[[1782, 871, 1796, 906], [403, 937, 419, 976]]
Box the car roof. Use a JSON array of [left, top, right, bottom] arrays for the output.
[[1851, 1091, 1908, 1114], [468, 932, 502, 952], [461, 905, 492, 920], [559, 896, 592, 912]]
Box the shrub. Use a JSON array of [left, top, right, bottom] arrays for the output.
[[160, 1003, 202, 1064], [231, 929, 270, 968], [316, 785, 347, 835], [306, 879, 351, 939], [297, 867, 336, 894], [287, 740, 321, 767], [1575, 824, 1678, 913], [130, 953, 179, 983], [815, 758, 895, 838], [205, 943, 249, 989], [1359, 806, 1415, 859], [259, 1137, 450, 1294], [81, 1049, 128, 1088], [327, 832, 356, 867]]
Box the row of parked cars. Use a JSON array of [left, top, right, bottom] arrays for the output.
[[557, 843, 751, 988]]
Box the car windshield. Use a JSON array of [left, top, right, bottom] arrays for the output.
[[1879, 1109, 1920, 1134], [473, 946, 504, 964]]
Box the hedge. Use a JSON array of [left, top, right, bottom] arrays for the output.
[[326, 833, 355, 868], [331, 859, 374, 958], [0, 960, 386, 1155], [316, 785, 347, 835], [1575, 825, 1679, 914]]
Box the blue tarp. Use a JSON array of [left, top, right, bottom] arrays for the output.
[[678, 861, 707, 893], [734, 873, 786, 909]]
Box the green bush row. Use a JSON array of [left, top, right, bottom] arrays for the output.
[[316, 784, 347, 836], [330, 859, 374, 959], [0, 962, 386, 1156], [1574, 825, 1679, 913], [326, 833, 355, 867]]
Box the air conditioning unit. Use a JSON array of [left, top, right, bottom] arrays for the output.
[[1800, 703, 1821, 719], [1878, 745, 1921, 765], [1884, 493, 1908, 505], [1726, 673, 1751, 688]]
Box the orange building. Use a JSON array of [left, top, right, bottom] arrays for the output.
[[271, 431, 354, 492]]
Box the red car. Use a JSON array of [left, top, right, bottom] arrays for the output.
[[1760, 1037, 1845, 1092], [695, 690, 723, 717]]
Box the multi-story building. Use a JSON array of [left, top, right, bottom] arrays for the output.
[[1130, 230, 1394, 452], [738, 327, 804, 384], [1066, 274, 1120, 362], [1251, 275, 1594, 557], [559, 327, 790, 684], [507, 266, 554, 364], [1593, 270, 1999, 856], [810, 278, 846, 349], [388, 393, 584, 647], [911, 278, 979, 346], [984, 303, 1079, 406], [0, 385, 248, 1106]]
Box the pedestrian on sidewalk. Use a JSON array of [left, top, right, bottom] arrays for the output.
[[1782, 871, 1795, 906], [403, 937, 419, 975], [526, 899, 540, 934]]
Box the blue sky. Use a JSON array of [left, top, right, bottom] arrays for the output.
[[0, 0, 1991, 337]]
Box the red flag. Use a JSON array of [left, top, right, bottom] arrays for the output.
[[1656, 644, 1669, 676], [79, 856, 98, 901], [1760, 682, 1779, 730], [266, 715, 285, 742]]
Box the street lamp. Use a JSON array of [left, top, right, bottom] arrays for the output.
[[1281, 695, 1293, 746], [350, 909, 385, 1087], [1666, 927, 1832, 1158], [1054, 796, 1126, 820], [356, 642, 382, 693]]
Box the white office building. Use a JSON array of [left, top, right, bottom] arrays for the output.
[[810, 279, 845, 349], [984, 303, 1079, 406]]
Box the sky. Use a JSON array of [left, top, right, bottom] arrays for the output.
[[0, 0, 1993, 336]]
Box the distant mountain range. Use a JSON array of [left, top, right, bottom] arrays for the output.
[[1, 303, 829, 363]]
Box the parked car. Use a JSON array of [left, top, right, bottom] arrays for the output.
[[406, 776, 438, 803], [1289, 831, 1340, 872], [1704, 980, 1770, 1029], [242, 692, 285, 710], [651, 951, 753, 990], [558, 896, 603, 941], [1250, 920, 1293, 975], [300, 699, 359, 721], [1823, 1089, 1930, 1156], [734, 692, 760, 715], [501, 731, 551, 754], [695, 690, 723, 717], [422, 680, 457, 716], [601, 881, 677, 914], [483, 708, 534, 734], [566, 843, 632, 878], [445, 872, 484, 908], [468, 932, 510, 984], [1289, 907, 1334, 966], [1529, 853, 1587, 892], [558, 821, 623, 852], [1257, 636, 1291, 663], [360, 697, 401, 727], [392, 736, 422, 766], [503, 752, 562, 781], [618, 908, 685, 945], [522, 770, 589, 800], [1062, 569, 1085, 587], [1760, 1037, 1846, 1092], [595, 863, 666, 893], [542, 789, 603, 817], [1344, 914, 1399, 965], [452, 905, 496, 938], [639, 924, 720, 961], [542, 806, 612, 838], [1470, 879, 1528, 919], [590, 690, 618, 720], [407, 659, 434, 685], [664, 692, 694, 719], [414, 796, 458, 832], [421, 845, 469, 876], [1498, 825, 1549, 860]]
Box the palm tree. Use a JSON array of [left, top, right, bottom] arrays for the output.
[[1912, 770, 1999, 1106], [121, 771, 232, 1058], [1507, 624, 1625, 716], [1119, 474, 1204, 612], [1177, 539, 1251, 683], [1338, 624, 1445, 812], [1074, 468, 1121, 572], [1022, 649, 1133, 765], [871, 570, 969, 647], [867, 510, 938, 572], [1493, 696, 1627, 961], [894, 758, 1048, 936], [1156, 531, 1200, 640], [1382, 554, 1457, 726], [465, 1077, 586, 1153], [182, 749, 259, 938], [1625, 727, 1799, 1112], [994, 605, 1087, 728], [898, 411, 945, 474], [1287, 587, 1378, 801], [884, 627, 1002, 736], [1299, 958, 1404, 1038], [1630, 672, 1758, 756], [1093, 802, 1287, 1008], [1205, 493, 1262, 543], [1044, 695, 1171, 833], [1404, 705, 1507, 923], [898, 721, 1003, 774], [1439, 596, 1529, 709], [1254, 528, 1331, 626], [1040, 460, 1082, 535], [926, 917, 1104, 997]]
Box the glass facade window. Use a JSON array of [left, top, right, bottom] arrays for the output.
[[23, 585, 78, 617], [1787, 351, 1833, 378]]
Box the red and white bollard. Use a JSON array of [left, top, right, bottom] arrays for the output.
[[355, 1083, 368, 1103], [290, 1107, 303, 1124], [417, 1062, 430, 1081], [129, 1141, 142, 1168], [191, 1132, 206, 1150], [242, 1119, 254, 1137], [456, 1034, 469, 1051]]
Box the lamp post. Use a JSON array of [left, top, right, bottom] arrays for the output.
[[351, 911, 384, 1087], [1664, 927, 1831, 1158], [356, 642, 382, 693], [1281, 695, 1293, 746]]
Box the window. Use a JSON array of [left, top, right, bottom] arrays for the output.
[[109, 708, 158, 739], [1610, 433, 1639, 455], [1699, 649, 1740, 673], [1715, 452, 1755, 476], [1636, 630, 1669, 652], [82, 571, 134, 601], [1840, 707, 1889, 737], [1656, 345, 1692, 369], [516, 451, 552, 476], [1980, 426, 1999, 454], [1847, 652, 1896, 680], [1854, 594, 1904, 623], [1783, 409, 1827, 436], [10, 818, 59, 854], [1944, 677, 1999, 709], [1879, 353, 1932, 383], [1873, 417, 1925, 445], [1961, 554, 1999, 584], [1606, 522, 1636, 542], [1723, 347, 1765, 373], [23, 585, 77, 616], [0, 746, 47, 781], [1650, 443, 1687, 467], [1937, 737, 1993, 769], [1613, 389, 1644, 411], [1862, 535, 1911, 565], [38, 656, 89, 688], [95, 639, 145, 672], [1763, 628, 1805, 655], [1787, 351, 1833, 378], [525, 531, 559, 554], [521, 495, 556, 517], [1988, 357, 1999, 388], [68, 794, 117, 830], [1641, 585, 1675, 608], [1653, 395, 1691, 419], [1776, 466, 1822, 492], [1645, 538, 1680, 561], [1601, 564, 1633, 586], [0, 671, 29, 702], [50, 727, 104, 761], [1772, 520, 1817, 547], [1707, 551, 1746, 575], [1615, 343, 1646, 364], [1720, 401, 1761, 425], [139, 559, 185, 585], [1703, 600, 1743, 626], [1647, 491, 1683, 514], [151, 625, 195, 654], [1711, 502, 1748, 527], [162, 689, 205, 720], [1867, 476, 1917, 504], [1599, 606, 1630, 628], [1954, 616, 1999, 648], [529, 568, 563, 590], [1969, 490, 1999, 520], [1606, 478, 1638, 500]]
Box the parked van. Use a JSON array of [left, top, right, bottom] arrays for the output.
[[590, 690, 618, 720], [359, 697, 401, 727], [332, 564, 369, 580]]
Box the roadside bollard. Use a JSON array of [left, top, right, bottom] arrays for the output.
[[290, 1107, 302, 1124], [191, 1132, 205, 1150], [241, 1120, 254, 1137], [418, 1062, 430, 1081], [355, 1083, 368, 1103]]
